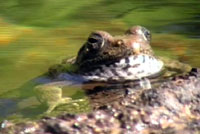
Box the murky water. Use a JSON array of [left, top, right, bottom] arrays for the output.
[[0, 0, 200, 122]]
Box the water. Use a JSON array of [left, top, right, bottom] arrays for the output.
[[0, 0, 200, 122]]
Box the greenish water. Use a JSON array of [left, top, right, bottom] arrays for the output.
[[0, 0, 200, 122]]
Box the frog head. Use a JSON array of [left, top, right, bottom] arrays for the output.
[[76, 26, 154, 70], [74, 26, 163, 81]]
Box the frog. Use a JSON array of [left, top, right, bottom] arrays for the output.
[[34, 25, 191, 113], [49, 26, 164, 81]]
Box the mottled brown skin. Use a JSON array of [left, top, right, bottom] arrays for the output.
[[75, 26, 153, 73]]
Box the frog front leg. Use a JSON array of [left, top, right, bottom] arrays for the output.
[[34, 85, 72, 114], [45, 97, 72, 114]]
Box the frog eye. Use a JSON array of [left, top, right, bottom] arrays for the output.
[[126, 26, 151, 42], [87, 33, 104, 51], [141, 27, 151, 42], [88, 38, 99, 44]]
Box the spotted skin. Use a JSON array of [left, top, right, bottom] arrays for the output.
[[82, 54, 163, 81]]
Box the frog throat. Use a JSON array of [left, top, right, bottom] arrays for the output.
[[80, 54, 164, 81]]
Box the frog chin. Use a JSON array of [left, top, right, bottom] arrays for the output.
[[81, 54, 164, 82]]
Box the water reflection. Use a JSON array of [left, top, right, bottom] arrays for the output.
[[0, 99, 17, 117], [162, 21, 200, 39]]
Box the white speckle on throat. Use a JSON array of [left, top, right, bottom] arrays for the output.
[[83, 54, 163, 81]]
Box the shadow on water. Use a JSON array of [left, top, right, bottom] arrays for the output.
[[159, 11, 200, 39], [162, 21, 200, 39], [0, 78, 42, 121]]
